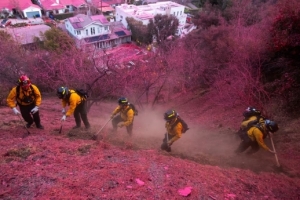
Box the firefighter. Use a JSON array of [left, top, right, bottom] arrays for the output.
[[7, 75, 44, 129], [56, 86, 90, 129], [161, 109, 187, 152], [235, 119, 279, 154], [110, 97, 135, 136]]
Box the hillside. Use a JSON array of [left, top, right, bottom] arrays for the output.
[[1, 97, 300, 199]]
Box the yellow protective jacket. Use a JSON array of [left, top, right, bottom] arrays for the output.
[[247, 125, 270, 151], [61, 90, 83, 117], [166, 118, 183, 144], [241, 116, 264, 130], [112, 105, 134, 126], [7, 84, 42, 108]]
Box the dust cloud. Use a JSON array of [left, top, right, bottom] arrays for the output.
[[90, 102, 280, 173]]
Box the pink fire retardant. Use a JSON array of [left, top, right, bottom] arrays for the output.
[[135, 178, 145, 186], [178, 186, 192, 196]]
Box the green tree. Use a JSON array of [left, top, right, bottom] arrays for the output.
[[40, 28, 76, 54], [148, 14, 179, 44], [126, 17, 152, 45]]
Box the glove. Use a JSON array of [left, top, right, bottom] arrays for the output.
[[12, 107, 20, 115], [61, 115, 67, 121], [118, 124, 124, 128], [167, 141, 173, 147], [110, 114, 115, 119], [62, 108, 66, 114], [31, 106, 39, 114]]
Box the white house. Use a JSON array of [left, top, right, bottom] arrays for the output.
[[64, 14, 131, 50], [115, 1, 187, 36], [0, 0, 42, 18]]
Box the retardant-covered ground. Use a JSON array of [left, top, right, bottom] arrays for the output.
[[1, 97, 300, 199]]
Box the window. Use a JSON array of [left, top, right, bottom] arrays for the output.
[[91, 27, 95, 35], [177, 11, 179, 16], [77, 30, 81, 35], [86, 29, 88, 36], [104, 26, 108, 30]]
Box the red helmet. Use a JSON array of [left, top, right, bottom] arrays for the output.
[[18, 75, 31, 90]]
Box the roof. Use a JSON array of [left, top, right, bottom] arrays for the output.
[[100, 7, 115, 12], [94, 0, 122, 6], [0, 0, 40, 11], [40, 0, 65, 10], [84, 34, 110, 43], [5, 24, 51, 45], [67, 14, 109, 29], [40, 0, 86, 10], [60, 0, 87, 7]]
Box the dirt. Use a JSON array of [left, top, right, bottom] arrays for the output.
[[1, 96, 300, 199]]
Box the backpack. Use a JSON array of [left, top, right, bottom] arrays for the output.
[[128, 103, 138, 116], [172, 116, 189, 133], [16, 85, 35, 104], [75, 89, 89, 99]]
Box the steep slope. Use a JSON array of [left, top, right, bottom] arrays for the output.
[[0, 97, 300, 199]]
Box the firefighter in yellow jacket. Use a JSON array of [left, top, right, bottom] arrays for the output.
[[237, 107, 265, 140], [110, 97, 134, 135], [56, 87, 90, 129], [235, 119, 279, 154], [6, 75, 44, 129], [161, 109, 183, 152]]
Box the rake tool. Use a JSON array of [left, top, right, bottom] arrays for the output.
[[18, 115, 30, 137], [92, 118, 112, 140]]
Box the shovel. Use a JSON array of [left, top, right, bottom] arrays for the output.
[[269, 132, 280, 167], [18, 115, 31, 138], [92, 118, 111, 140]]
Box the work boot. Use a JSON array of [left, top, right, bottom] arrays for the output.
[[85, 125, 91, 130], [36, 125, 44, 129], [26, 123, 32, 128], [72, 126, 81, 129]]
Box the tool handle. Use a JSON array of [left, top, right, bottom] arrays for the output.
[[270, 134, 280, 167], [95, 118, 112, 136], [18, 115, 31, 135]]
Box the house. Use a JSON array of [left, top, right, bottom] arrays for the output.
[[37, 0, 87, 17], [0, 0, 42, 19], [115, 1, 187, 36], [64, 14, 131, 50], [5, 24, 51, 48], [88, 1, 115, 16]]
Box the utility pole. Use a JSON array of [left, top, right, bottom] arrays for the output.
[[101, 0, 102, 14]]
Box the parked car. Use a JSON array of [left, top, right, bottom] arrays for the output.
[[0, 19, 11, 28]]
